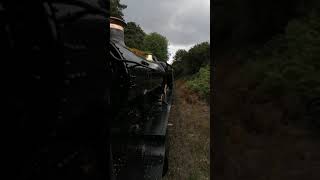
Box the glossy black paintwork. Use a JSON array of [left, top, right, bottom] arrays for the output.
[[110, 39, 166, 102], [109, 16, 175, 179]]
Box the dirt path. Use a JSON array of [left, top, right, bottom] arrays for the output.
[[163, 80, 210, 180]]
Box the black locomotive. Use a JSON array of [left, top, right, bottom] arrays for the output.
[[109, 17, 174, 179], [3, 1, 173, 179]]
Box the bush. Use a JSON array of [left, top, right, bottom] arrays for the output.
[[186, 65, 210, 101], [240, 10, 320, 125]]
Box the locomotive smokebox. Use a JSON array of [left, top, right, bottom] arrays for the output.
[[110, 16, 127, 45]]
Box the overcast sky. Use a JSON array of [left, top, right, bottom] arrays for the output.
[[121, 0, 210, 63]]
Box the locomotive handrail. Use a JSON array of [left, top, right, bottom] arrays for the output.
[[110, 51, 156, 71]]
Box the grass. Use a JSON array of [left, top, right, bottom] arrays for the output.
[[163, 80, 210, 180]]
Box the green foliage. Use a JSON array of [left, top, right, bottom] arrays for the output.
[[172, 42, 210, 98], [172, 42, 210, 76], [124, 22, 146, 50], [186, 65, 210, 100], [185, 42, 210, 75], [172, 49, 187, 77], [110, 0, 127, 18], [172, 60, 184, 77], [173, 49, 188, 62], [143, 32, 169, 62], [119, 18, 169, 62], [241, 10, 320, 123]]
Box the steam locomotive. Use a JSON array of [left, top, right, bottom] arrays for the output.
[[109, 17, 174, 179], [3, 1, 173, 179]]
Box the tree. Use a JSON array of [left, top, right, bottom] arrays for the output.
[[110, 0, 127, 18], [124, 22, 146, 50], [184, 42, 210, 74], [172, 42, 210, 76], [173, 49, 188, 62], [172, 49, 188, 77], [143, 32, 169, 62], [172, 59, 184, 77]]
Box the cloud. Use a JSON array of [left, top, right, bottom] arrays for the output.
[[168, 44, 193, 64], [121, 0, 210, 62]]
